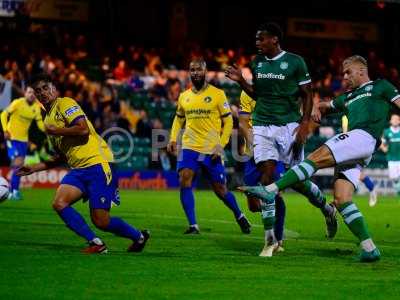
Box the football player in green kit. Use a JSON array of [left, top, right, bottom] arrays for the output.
[[226, 22, 335, 257], [240, 55, 400, 262]]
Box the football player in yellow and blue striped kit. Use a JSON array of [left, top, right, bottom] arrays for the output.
[[1, 86, 45, 200], [17, 74, 149, 254], [167, 59, 250, 234]]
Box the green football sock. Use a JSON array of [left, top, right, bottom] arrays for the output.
[[292, 180, 333, 216], [276, 159, 317, 191], [338, 202, 371, 242], [261, 199, 275, 231]]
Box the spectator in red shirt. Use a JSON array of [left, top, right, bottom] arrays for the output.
[[113, 60, 130, 81]]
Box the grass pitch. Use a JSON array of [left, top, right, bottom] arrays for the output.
[[0, 189, 399, 299]]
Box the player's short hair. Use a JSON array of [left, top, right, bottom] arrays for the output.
[[189, 58, 207, 69], [258, 22, 283, 42], [343, 55, 368, 68], [29, 73, 53, 88]]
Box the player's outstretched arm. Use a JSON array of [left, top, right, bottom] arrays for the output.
[[225, 65, 254, 98], [45, 118, 89, 136], [16, 155, 63, 176]]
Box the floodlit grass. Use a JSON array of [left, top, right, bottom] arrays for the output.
[[1, 189, 399, 299]]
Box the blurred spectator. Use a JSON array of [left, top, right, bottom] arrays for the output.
[[1, 30, 400, 171], [136, 110, 152, 138], [113, 60, 130, 81]]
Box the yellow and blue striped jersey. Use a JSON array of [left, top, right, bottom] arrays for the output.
[[1, 98, 44, 142], [170, 84, 233, 154], [44, 97, 114, 169]]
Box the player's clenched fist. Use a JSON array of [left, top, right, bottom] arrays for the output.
[[167, 141, 177, 155]]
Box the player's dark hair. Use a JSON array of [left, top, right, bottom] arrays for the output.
[[29, 73, 53, 88], [258, 22, 283, 42], [189, 57, 207, 69]]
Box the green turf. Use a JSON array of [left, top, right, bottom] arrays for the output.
[[0, 189, 400, 300]]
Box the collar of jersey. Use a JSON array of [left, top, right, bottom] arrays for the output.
[[46, 98, 59, 114], [391, 126, 400, 133], [191, 83, 209, 95], [357, 80, 373, 90], [265, 50, 286, 61]]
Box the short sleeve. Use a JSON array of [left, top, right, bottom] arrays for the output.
[[330, 94, 346, 112], [59, 97, 86, 125], [6, 99, 20, 114], [239, 91, 254, 115], [295, 57, 311, 86], [217, 91, 231, 117], [382, 129, 389, 144], [381, 80, 400, 103]]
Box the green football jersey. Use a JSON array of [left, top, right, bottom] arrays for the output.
[[383, 127, 400, 161], [250, 51, 311, 126], [331, 79, 400, 140]]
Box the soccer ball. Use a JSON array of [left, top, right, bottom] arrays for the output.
[[0, 176, 10, 203]]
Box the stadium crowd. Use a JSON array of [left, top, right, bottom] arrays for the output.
[[1, 33, 400, 168]]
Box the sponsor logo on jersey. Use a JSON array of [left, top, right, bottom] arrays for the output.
[[257, 72, 286, 80], [65, 105, 80, 116], [223, 101, 229, 108], [204, 96, 212, 103], [345, 93, 372, 107], [364, 85, 373, 91], [257, 62, 263, 68], [280, 62, 288, 70], [186, 108, 211, 116]]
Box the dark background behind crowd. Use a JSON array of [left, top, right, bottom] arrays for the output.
[[1, 0, 400, 171]]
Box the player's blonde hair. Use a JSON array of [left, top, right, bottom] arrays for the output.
[[343, 55, 368, 69]]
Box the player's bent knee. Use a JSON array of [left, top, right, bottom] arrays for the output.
[[52, 199, 69, 212], [179, 169, 193, 188], [307, 145, 335, 169], [333, 179, 354, 207], [212, 183, 227, 199], [332, 191, 352, 206], [91, 209, 110, 230], [92, 215, 109, 230], [257, 161, 276, 185]]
